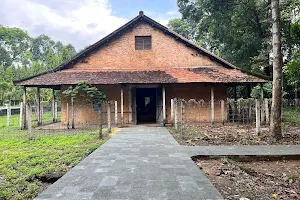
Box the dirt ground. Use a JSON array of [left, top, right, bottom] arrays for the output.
[[194, 157, 300, 200], [169, 124, 300, 146]]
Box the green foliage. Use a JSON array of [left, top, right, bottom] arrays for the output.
[[0, 127, 105, 199], [251, 82, 273, 99], [63, 81, 107, 105], [0, 26, 77, 106], [173, 0, 300, 98], [176, 0, 272, 72], [168, 18, 193, 39]]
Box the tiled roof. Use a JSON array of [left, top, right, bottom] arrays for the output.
[[15, 67, 266, 86]]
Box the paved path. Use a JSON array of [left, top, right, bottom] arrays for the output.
[[185, 145, 300, 157], [35, 127, 222, 200]]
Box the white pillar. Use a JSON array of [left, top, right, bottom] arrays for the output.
[[66, 103, 69, 129], [256, 99, 261, 135], [121, 86, 124, 126], [19, 102, 23, 129], [54, 101, 58, 122], [171, 99, 174, 121], [26, 104, 33, 139], [260, 84, 265, 124], [37, 87, 42, 125], [23, 87, 27, 129], [162, 85, 166, 123], [114, 101, 118, 125], [211, 86, 215, 125], [52, 89, 56, 123], [128, 86, 132, 123], [265, 99, 270, 124], [221, 100, 225, 125], [107, 102, 111, 133], [174, 99, 178, 131], [6, 102, 11, 126]]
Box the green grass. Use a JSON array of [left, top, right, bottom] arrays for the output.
[[0, 111, 62, 128], [283, 107, 300, 123], [0, 127, 106, 200]]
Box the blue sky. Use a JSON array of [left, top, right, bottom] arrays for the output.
[[110, 0, 180, 18], [0, 0, 181, 50]]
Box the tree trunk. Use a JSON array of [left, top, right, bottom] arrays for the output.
[[270, 0, 283, 140]]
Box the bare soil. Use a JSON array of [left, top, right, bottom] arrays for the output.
[[169, 124, 300, 146], [194, 157, 300, 200]]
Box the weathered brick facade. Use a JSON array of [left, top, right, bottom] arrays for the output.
[[73, 23, 219, 70], [58, 21, 230, 126], [15, 14, 265, 126]]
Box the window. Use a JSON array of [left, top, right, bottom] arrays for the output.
[[135, 36, 152, 50]]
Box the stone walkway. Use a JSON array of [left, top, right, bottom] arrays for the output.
[[35, 127, 223, 200]]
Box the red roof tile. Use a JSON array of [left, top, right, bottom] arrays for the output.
[[15, 67, 266, 87]]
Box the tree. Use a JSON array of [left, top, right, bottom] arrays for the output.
[[176, 0, 271, 72], [270, 0, 284, 139], [31, 34, 55, 62], [63, 81, 106, 138], [168, 18, 193, 40], [0, 26, 31, 67]]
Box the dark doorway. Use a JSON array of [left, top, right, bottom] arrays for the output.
[[136, 88, 157, 124]]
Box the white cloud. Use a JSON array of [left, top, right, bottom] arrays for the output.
[[0, 0, 127, 50], [0, 0, 181, 51]]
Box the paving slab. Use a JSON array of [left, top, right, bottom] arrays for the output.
[[35, 127, 223, 200]]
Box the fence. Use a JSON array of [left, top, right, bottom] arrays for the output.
[[0, 101, 61, 128], [172, 98, 300, 135]]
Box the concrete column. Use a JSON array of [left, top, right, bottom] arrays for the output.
[[6, 102, 11, 126], [19, 102, 23, 129], [37, 87, 42, 125], [221, 100, 225, 125], [114, 101, 118, 125], [162, 85, 166, 124], [107, 102, 111, 133], [211, 86, 215, 125], [171, 99, 174, 122], [23, 87, 27, 129], [121, 86, 124, 126], [260, 84, 265, 124], [128, 86, 132, 123], [52, 88, 56, 122], [256, 99, 261, 135]]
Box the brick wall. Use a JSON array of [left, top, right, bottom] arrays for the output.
[[60, 83, 227, 126], [71, 22, 219, 70]]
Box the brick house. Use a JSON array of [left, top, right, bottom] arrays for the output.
[[15, 11, 266, 126]]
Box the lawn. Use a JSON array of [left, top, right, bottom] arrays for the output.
[[0, 111, 62, 128], [0, 127, 108, 200], [283, 107, 300, 124]]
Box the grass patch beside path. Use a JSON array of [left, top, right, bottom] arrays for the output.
[[0, 127, 110, 200]]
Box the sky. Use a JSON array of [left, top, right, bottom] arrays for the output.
[[0, 0, 181, 51]]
